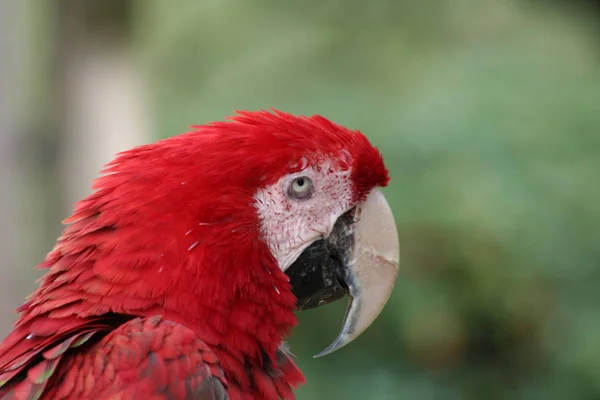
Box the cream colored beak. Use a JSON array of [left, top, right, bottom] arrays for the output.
[[314, 189, 400, 357]]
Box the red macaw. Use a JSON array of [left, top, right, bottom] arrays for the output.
[[0, 110, 399, 399]]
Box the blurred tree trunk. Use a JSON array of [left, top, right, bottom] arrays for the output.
[[0, 0, 20, 328], [0, 0, 150, 337], [56, 0, 149, 211]]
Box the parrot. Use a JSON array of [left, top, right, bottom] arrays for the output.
[[0, 110, 400, 400]]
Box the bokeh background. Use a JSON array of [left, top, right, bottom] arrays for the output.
[[1, 1, 599, 399]]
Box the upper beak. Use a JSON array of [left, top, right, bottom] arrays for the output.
[[285, 189, 400, 357]]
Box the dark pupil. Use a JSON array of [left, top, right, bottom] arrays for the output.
[[296, 178, 305, 187]]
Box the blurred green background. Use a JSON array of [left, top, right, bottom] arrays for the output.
[[1, 1, 599, 399]]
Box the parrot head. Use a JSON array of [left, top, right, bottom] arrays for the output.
[[38, 110, 399, 365]]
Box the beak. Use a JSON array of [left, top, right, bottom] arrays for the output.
[[285, 189, 400, 357]]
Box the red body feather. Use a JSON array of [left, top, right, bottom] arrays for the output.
[[0, 111, 388, 399]]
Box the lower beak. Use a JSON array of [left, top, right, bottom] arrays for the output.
[[285, 189, 400, 357]]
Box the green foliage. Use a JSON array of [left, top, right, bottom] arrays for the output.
[[135, 0, 600, 398]]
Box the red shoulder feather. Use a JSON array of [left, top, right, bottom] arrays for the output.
[[0, 314, 123, 399], [0, 316, 228, 400]]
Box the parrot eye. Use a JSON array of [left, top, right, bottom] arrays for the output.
[[288, 176, 314, 200]]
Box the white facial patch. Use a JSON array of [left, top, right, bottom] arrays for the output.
[[254, 162, 354, 271]]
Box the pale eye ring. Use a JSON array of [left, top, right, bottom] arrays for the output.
[[288, 176, 314, 200]]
